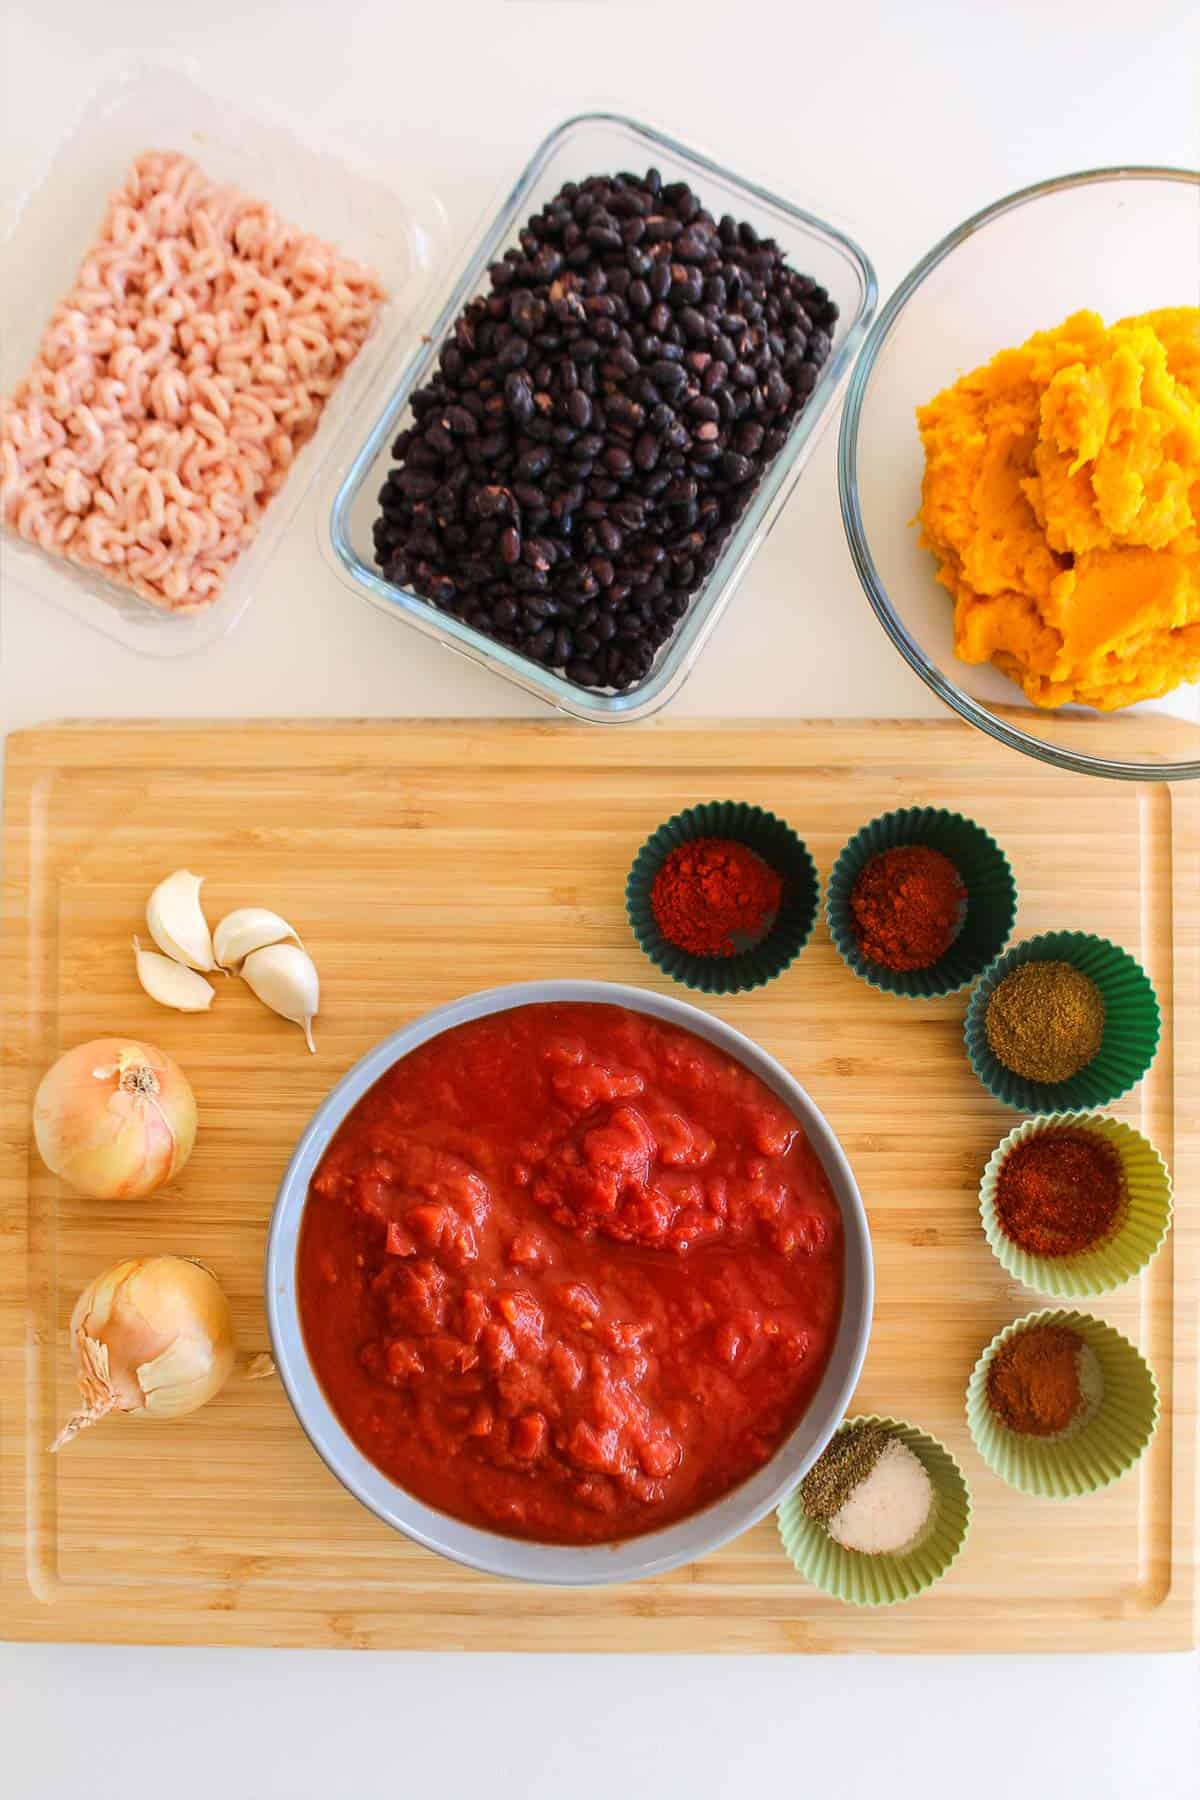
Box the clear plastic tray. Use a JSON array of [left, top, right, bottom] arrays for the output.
[[0, 60, 446, 657], [319, 112, 877, 722]]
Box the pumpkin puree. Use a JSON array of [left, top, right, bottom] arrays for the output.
[[917, 307, 1200, 710]]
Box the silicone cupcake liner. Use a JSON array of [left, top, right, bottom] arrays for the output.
[[980, 1112, 1173, 1298], [626, 802, 819, 995], [964, 931, 1160, 1113], [825, 807, 1016, 999], [776, 1415, 971, 1607], [966, 1308, 1159, 1499]]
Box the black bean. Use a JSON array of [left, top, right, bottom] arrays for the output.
[[504, 371, 534, 423], [516, 446, 551, 480], [374, 164, 834, 689], [497, 336, 529, 371], [634, 432, 660, 472], [587, 224, 623, 252]]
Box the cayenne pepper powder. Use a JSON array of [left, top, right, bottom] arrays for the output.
[[650, 838, 783, 958], [848, 845, 965, 971], [986, 1323, 1093, 1437], [995, 1129, 1126, 1258]]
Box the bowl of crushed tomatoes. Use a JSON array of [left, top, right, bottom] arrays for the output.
[[266, 979, 873, 1584]]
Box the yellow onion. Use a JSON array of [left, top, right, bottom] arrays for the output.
[[51, 1255, 236, 1452], [33, 1038, 197, 1199]]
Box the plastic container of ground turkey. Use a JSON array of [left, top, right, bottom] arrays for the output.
[[0, 58, 446, 655]]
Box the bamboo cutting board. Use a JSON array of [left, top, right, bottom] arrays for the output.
[[1, 718, 1196, 1652]]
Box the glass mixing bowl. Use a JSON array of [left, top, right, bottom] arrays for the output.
[[839, 168, 1200, 781]]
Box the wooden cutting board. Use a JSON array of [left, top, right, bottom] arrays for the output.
[[1, 718, 1196, 1652]]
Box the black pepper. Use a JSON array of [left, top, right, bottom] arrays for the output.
[[800, 1423, 888, 1524]]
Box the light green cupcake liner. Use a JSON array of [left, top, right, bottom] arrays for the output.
[[777, 1415, 972, 1607], [966, 1309, 1159, 1498], [980, 1112, 1173, 1298], [625, 801, 819, 995], [826, 806, 1017, 999], [964, 931, 1160, 1113]]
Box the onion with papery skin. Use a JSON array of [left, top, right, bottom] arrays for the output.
[[51, 1256, 237, 1451], [33, 1038, 197, 1199]]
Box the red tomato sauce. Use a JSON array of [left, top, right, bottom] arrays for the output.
[[298, 1003, 844, 1544]]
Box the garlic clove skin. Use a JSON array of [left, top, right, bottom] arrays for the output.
[[213, 907, 301, 972], [146, 870, 215, 972], [133, 936, 215, 1012], [241, 943, 319, 1053]]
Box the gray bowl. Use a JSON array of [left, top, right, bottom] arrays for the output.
[[265, 980, 874, 1585]]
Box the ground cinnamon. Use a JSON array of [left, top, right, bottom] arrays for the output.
[[986, 1323, 1087, 1436]]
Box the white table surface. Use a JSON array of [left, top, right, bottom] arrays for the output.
[[2, 2, 1197, 1794]]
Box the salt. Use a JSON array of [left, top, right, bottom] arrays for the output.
[[827, 1437, 934, 1556]]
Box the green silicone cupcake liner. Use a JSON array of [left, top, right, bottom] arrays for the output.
[[825, 806, 1017, 999], [964, 931, 1161, 1113], [966, 1308, 1159, 1499], [980, 1112, 1173, 1299], [777, 1415, 972, 1607], [626, 802, 819, 995]]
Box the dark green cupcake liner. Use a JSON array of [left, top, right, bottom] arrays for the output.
[[625, 802, 819, 995], [826, 806, 1017, 999], [964, 931, 1161, 1113]]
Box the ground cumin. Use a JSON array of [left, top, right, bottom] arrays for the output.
[[985, 961, 1104, 1084]]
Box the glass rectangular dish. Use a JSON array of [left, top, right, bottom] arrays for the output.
[[319, 112, 877, 722], [0, 59, 446, 658]]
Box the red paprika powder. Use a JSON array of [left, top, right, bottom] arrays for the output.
[[650, 837, 783, 958], [995, 1129, 1126, 1258], [848, 844, 965, 972]]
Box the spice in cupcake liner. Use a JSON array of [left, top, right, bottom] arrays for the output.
[[985, 961, 1105, 1084], [986, 1322, 1103, 1438], [649, 837, 782, 958], [848, 844, 965, 972], [799, 1422, 935, 1555], [995, 1128, 1127, 1258]]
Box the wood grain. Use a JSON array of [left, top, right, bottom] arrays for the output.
[[1, 717, 1196, 1651]]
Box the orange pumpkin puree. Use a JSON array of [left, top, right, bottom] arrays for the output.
[[917, 308, 1200, 710]]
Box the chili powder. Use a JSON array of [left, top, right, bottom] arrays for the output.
[[987, 1323, 1089, 1437], [848, 844, 965, 972], [650, 837, 782, 958], [995, 1129, 1126, 1258]]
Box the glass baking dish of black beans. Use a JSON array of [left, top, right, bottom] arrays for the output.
[[372, 167, 838, 694]]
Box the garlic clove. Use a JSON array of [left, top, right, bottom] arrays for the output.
[[146, 870, 215, 972], [213, 907, 301, 972], [241, 943, 319, 1052], [133, 936, 215, 1012]]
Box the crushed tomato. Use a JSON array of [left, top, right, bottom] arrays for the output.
[[298, 1003, 844, 1544]]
